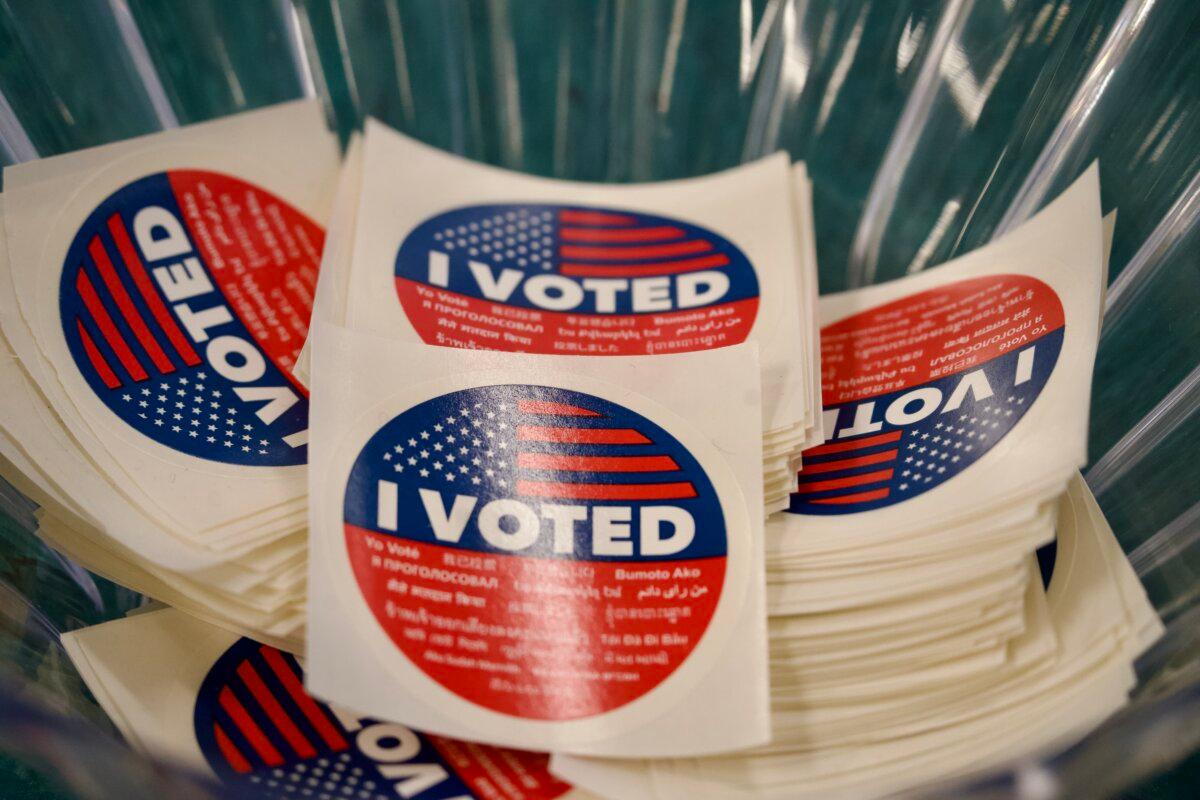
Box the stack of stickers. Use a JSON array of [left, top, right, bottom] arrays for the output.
[[552, 169, 1163, 797], [63, 607, 595, 800], [296, 120, 823, 513], [304, 329, 772, 757], [0, 101, 339, 651]]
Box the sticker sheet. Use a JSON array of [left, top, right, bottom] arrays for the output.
[[306, 323, 768, 757], [63, 608, 594, 800], [0, 100, 337, 645], [300, 120, 820, 512]]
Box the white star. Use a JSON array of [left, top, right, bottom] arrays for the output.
[[900, 483, 909, 490], [122, 394, 132, 401], [446, 434, 456, 443], [157, 394, 167, 402], [434, 424, 443, 433], [952, 455, 961, 462], [446, 473, 455, 481], [383, 452, 392, 461], [207, 436, 215, 443], [393, 464, 404, 472], [223, 440, 232, 447], [208, 424, 217, 431], [485, 468, 495, 477], [197, 371, 206, 379], [460, 427, 469, 436], [460, 408, 471, 417], [171, 425, 181, 432], [141, 388, 151, 395], [446, 454, 456, 463], [420, 469, 429, 478], [242, 445, 250, 452], [189, 431, 198, 438], [433, 461, 443, 470], [260, 439, 268, 446], [179, 377, 189, 384], [408, 438, 417, 447], [138, 400, 148, 408], [420, 449, 429, 458], [420, 431, 430, 440], [472, 438, 482, 446], [459, 447, 468, 455], [407, 457, 417, 466], [459, 465, 468, 474], [471, 476, 481, 485], [433, 442, 443, 451]]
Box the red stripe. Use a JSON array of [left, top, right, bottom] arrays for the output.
[[75, 318, 121, 389], [213, 724, 253, 774], [518, 453, 679, 472], [799, 449, 898, 474], [558, 209, 637, 225], [235, 661, 317, 759], [517, 480, 697, 500], [795, 469, 893, 493], [75, 268, 148, 382], [259, 647, 349, 751], [218, 687, 284, 767], [106, 214, 202, 367], [810, 487, 890, 505], [517, 399, 601, 417], [517, 425, 650, 444], [87, 236, 176, 374], [804, 430, 902, 456], [560, 240, 712, 260], [561, 253, 730, 277], [560, 226, 684, 243]]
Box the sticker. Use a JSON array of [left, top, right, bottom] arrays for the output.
[[58, 170, 322, 466], [187, 637, 571, 800], [791, 275, 1065, 514], [341, 384, 727, 721], [394, 204, 758, 355]]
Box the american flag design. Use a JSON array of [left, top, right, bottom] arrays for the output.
[[194, 638, 572, 800], [57, 171, 318, 467], [393, 204, 760, 355], [343, 384, 725, 561], [790, 275, 1067, 515], [342, 385, 727, 720]]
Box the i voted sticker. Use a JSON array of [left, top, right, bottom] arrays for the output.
[[342, 384, 728, 721], [194, 637, 571, 800], [791, 275, 1065, 515], [58, 170, 321, 466], [394, 204, 759, 355]]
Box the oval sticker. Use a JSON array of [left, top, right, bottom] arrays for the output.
[[790, 274, 1065, 515], [58, 170, 320, 466], [342, 384, 728, 720], [194, 637, 572, 800], [394, 204, 759, 355]]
